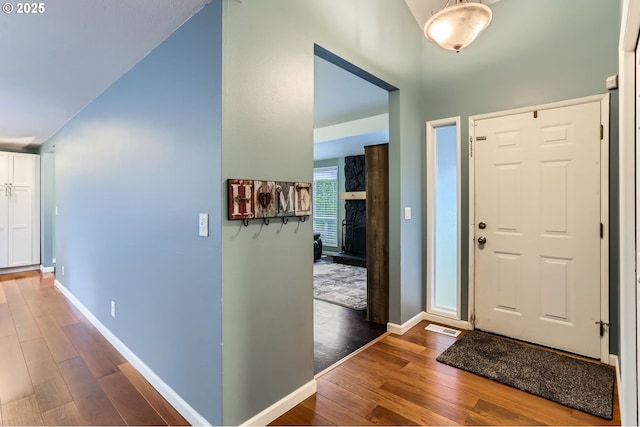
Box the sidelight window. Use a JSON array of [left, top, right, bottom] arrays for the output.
[[426, 118, 461, 319]]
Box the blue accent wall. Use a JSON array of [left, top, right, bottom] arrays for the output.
[[38, 1, 223, 423]]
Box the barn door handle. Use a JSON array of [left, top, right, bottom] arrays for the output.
[[477, 236, 487, 245]]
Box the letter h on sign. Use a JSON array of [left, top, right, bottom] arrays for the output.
[[228, 179, 255, 220]]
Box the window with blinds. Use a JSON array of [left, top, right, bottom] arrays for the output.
[[313, 166, 338, 247]]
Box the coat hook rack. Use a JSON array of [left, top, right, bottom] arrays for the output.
[[240, 216, 305, 227]]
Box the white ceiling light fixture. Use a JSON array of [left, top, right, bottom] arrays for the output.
[[424, 0, 492, 53]]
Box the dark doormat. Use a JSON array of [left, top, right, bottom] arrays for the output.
[[436, 330, 615, 420]]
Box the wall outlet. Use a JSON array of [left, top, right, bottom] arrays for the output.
[[199, 213, 209, 237], [111, 301, 116, 318], [52, 257, 56, 264], [61, 266, 65, 275]]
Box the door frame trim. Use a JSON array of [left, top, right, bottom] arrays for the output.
[[467, 93, 610, 363], [425, 116, 462, 320], [618, 2, 639, 423]]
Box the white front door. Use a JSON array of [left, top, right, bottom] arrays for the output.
[[473, 100, 603, 359]]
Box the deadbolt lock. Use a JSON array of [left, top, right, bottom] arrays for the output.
[[478, 221, 486, 229]]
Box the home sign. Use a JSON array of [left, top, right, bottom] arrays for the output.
[[228, 179, 312, 225]]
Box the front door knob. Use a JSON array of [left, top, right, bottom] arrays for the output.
[[477, 236, 487, 244]]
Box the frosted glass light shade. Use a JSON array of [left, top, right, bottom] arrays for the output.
[[424, 2, 492, 52]]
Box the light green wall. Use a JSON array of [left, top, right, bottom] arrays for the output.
[[420, 0, 621, 352], [221, 0, 422, 423], [314, 158, 344, 252], [221, 1, 621, 423]]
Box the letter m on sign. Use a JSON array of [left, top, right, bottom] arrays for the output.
[[275, 182, 296, 217]]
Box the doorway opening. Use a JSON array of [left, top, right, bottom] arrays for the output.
[[312, 45, 394, 374]]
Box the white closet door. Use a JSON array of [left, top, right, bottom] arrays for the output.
[[0, 152, 8, 185], [0, 188, 9, 268], [9, 186, 33, 267], [0, 153, 40, 269], [10, 154, 34, 187]]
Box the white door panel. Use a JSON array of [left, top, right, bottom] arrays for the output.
[[0, 153, 8, 185], [0, 190, 9, 268], [9, 186, 33, 266], [474, 101, 601, 359], [10, 154, 33, 187]]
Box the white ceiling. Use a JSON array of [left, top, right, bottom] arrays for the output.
[[313, 55, 389, 160], [313, 130, 389, 161], [314, 56, 389, 128], [0, 0, 209, 149]]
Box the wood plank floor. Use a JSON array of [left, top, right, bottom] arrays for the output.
[[0, 271, 189, 426], [272, 320, 621, 426], [314, 299, 387, 374], [313, 257, 387, 374]]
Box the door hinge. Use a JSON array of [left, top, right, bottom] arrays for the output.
[[533, 110, 538, 119], [470, 314, 477, 328], [595, 320, 609, 337], [600, 222, 603, 239], [469, 136, 473, 158], [600, 124, 604, 140]]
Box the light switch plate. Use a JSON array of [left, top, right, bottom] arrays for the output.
[[404, 207, 411, 220], [199, 213, 209, 237]]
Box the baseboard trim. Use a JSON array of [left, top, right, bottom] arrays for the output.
[[240, 379, 317, 426], [40, 265, 54, 274], [387, 311, 424, 335], [0, 265, 40, 275], [422, 312, 471, 330], [611, 354, 621, 414], [54, 280, 211, 426], [611, 354, 621, 385], [388, 311, 472, 335]]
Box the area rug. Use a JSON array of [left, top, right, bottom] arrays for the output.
[[313, 262, 366, 310], [436, 330, 615, 420]]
